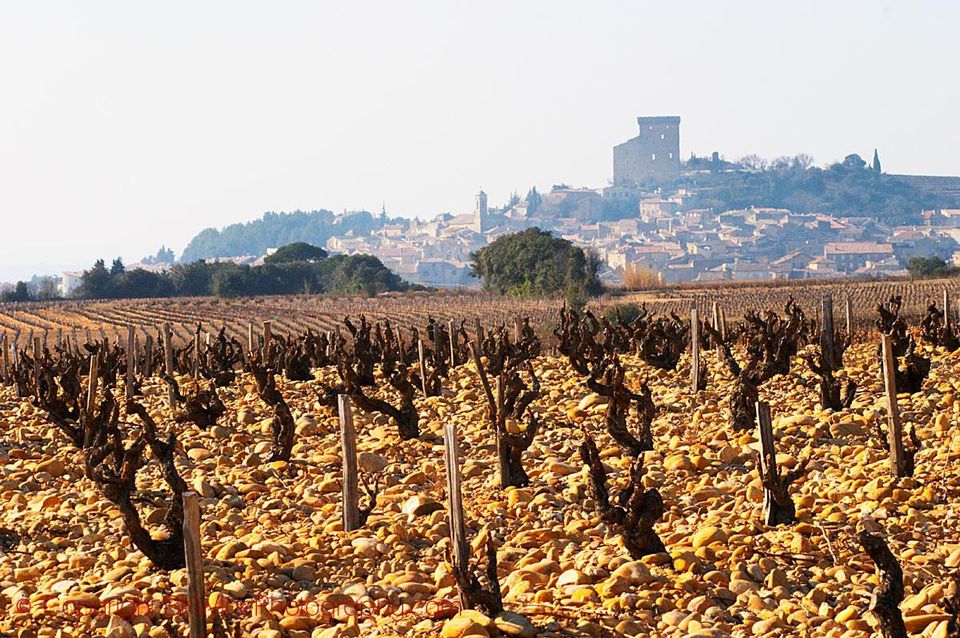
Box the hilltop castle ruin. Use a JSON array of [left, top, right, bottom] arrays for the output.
[[613, 116, 681, 187]]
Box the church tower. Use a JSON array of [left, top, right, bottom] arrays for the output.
[[473, 190, 489, 233]]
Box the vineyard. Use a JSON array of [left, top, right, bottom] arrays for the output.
[[602, 276, 960, 331], [0, 286, 959, 638], [0, 293, 564, 348]]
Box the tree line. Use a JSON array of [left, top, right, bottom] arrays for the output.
[[2, 243, 410, 302], [677, 152, 948, 225]]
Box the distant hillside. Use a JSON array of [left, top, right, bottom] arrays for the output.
[[180, 210, 385, 262], [678, 154, 954, 225]]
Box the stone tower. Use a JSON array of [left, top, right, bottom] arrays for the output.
[[613, 116, 681, 187], [473, 190, 489, 233]]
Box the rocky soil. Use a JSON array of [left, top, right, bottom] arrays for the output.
[[1, 341, 959, 637]]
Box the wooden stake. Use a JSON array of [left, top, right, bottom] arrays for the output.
[[821, 294, 836, 371], [162, 323, 175, 407], [448, 319, 457, 369], [944, 288, 951, 331], [144, 335, 154, 378], [262, 321, 272, 362], [690, 303, 700, 392], [86, 351, 99, 417], [193, 324, 201, 380], [711, 301, 721, 348], [247, 322, 254, 357], [181, 492, 206, 638], [417, 339, 429, 396], [338, 394, 360, 532], [881, 334, 905, 477], [495, 373, 509, 489], [443, 419, 469, 608], [0, 333, 8, 383], [32, 335, 42, 384], [755, 401, 778, 526], [845, 295, 853, 337], [126, 325, 135, 400]]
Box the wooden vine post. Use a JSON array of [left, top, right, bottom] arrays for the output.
[[126, 325, 136, 400], [32, 335, 42, 386], [338, 394, 360, 532], [821, 294, 836, 371], [162, 323, 176, 408], [181, 492, 206, 637], [247, 322, 254, 357], [86, 350, 100, 418], [448, 319, 457, 369], [756, 401, 778, 525], [144, 334, 154, 378], [10, 330, 18, 368], [845, 295, 853, 337], [260, 321, 273, 366], [0, 333, 8, 382], [443, 419, 469, 608], [690, 302, 701, 392], [944, 287, 951, 332], [881, 334, 906, 477], [417, 339, 429, 396], [711, 301, 721, 348], [193, 324, 201, 380]]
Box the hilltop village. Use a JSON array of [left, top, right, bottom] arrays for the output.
[[56, 116, 960, 293]]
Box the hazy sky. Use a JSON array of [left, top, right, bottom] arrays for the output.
[[1, 1, 957, 281]]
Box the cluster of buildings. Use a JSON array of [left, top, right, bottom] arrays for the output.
[[55, 115, 960, 292], [563, 204, 960, 284], [315, 189, 960, 287], [322, 115, 960, 287]]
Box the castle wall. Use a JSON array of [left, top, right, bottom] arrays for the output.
[[613, 116, 681, 186]]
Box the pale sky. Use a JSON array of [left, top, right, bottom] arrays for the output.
[[1, 1, 957, 281]]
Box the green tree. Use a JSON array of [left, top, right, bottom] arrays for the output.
[[2, 281, 31, 302], [34, 277, 60, 300], [320, 254, 405, 296], [113, 269, 176, 298], [110, 258, 125, 275], [469, 228, 601, 302], [168, 261, 216, 296], [76, 260, 113, 299], [263, 242, 329, 264], [526, 186, 542, 215], [906, 256, 958, 278], [841, 154, 867, 170]]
